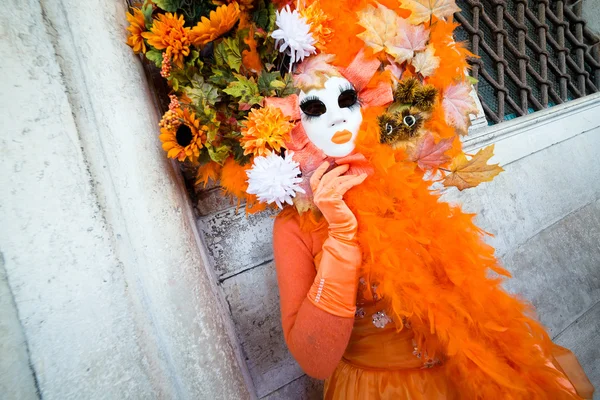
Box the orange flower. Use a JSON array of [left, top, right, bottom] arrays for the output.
[[159, 107, 207, 162], [213, 0, 255, 12], [189, 3, 240, 47], [142, 13, 191, 68], [300, 2, 333, 51], [241, 106, 294, 157], [126, 8, 147, 54]]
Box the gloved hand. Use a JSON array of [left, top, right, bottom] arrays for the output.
[[310, 162, 367, 242], [306, 162, 367, 317]]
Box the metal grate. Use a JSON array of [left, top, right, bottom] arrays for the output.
[[455, 0, 600, 125]]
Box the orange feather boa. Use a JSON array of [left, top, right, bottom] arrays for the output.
[[284, 105, 580, 399]]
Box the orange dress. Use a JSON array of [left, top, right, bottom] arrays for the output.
[[273, 213, 594, 400], [324, 290, 459, 399]]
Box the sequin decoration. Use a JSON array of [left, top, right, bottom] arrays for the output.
[[355, 307, 365, 319], [372, 310, 392, 328], [371, 283, 380, 302], [412, 339, 441, 368]]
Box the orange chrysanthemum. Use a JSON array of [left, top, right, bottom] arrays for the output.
[[159, 107, 207, 162], [189, 3, 241, 47], [141, 13, 191, 68], [300, 2, 334, 51], [213, 0, 255, 12], [241, 106, 294, 157], [126, 8, 147, 54]]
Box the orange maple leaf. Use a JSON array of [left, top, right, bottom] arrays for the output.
[[401, 0, 461, 25], [242, 25, 262, 73], [408, 133, 454, 170], [442, 145, 504, 190]]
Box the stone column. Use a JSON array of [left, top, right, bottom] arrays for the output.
[[0, 0, 254, 398]]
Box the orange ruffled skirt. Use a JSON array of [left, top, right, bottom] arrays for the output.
[[324, 303, 458, 399], [323, 304, 593, 400]]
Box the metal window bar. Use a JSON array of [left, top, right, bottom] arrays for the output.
[[455, 0, 600, 125]]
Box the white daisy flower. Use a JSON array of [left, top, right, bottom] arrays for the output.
[[246, 151, 305, 209], [271, 5, 316, 68]]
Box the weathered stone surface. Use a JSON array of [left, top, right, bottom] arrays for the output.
[[0, 0, 252, 398], [500, 200, 600, 337], [196, 187, 241, 216], [262, 375, 324, 400], [0, 256, 38, 400], [444, 130, 600, 259], [198, 209, 277, 279], [554, 302, 600, 395], [222, 262, 304, 398]]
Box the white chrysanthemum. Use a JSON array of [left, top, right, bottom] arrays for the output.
[[271, 5, 316, 67], [246, 152, 305, 209]]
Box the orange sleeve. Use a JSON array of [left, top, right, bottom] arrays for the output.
[[273, 215, 355, 379]]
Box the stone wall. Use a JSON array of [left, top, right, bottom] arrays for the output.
[[196, 93, 600, 398], [0, 0, 253, 398]]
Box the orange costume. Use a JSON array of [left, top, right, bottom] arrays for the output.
[[267, 1, 594, 398]]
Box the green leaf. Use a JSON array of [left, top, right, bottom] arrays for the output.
[[207, 144, 231, 164], [222, 37, 242, 73], [232, 142, 252, 165], [184, 75, 221, 109], [172, 77, 179, 91], [145, 49, 163, 68], [214, 41, 227, 67], [223, 74, 264, 107], [466, 75, 479, 85], [186, 50, 200, 68], [258, 70, 281, 96], [141, 2, 154, 28], [266, 2, 277, 32], [214, 38, 242, 73], [153, 0, 182, 12], [209, 67, 236, 87], [277, 73, 297, 97]]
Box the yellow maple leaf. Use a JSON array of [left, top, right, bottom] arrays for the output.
[[411, 44, 440, 77], [401, 0, 461, 25], [442, 145, 504, 190], [357, 3, 405, 56]]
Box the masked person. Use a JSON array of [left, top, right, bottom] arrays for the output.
[[268, 3, 594, 399]]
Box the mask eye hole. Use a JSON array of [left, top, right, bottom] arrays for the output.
[[300, 98, 327, 117], [338, 89, 358, 108]]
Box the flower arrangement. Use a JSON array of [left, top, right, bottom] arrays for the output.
[[125, 0, 501, 213]]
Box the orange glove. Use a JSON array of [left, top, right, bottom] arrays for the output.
[[306, 162, 367, 318]]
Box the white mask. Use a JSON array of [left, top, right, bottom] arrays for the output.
[[298, 76, 362, 157]]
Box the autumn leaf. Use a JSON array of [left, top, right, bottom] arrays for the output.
[[401, 0, 461, 25], [442, 145, 504, 190], [443, 81, 479, 134], [223, 74, 264, 107], [387, 22, 429, 64], [411, 45, 440, 77], [242, 25, 262, 73], [293, 53, 339, 91], [357, 3, 429, 64], [408, 133, 454, 170]]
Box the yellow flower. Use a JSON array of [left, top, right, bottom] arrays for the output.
[[241, 106, 294, 157], [212, 0, 255, 12], [159, 108, 207, 163], [300, 2, 333, 51], [189, 3, 241, 47], [126, 8, 147, 54], [141, 13, 191, 68]]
